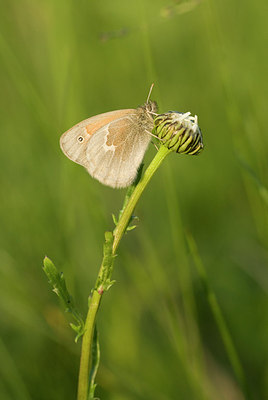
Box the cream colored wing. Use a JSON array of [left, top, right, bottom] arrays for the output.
[[84, 114, 152, 188], [60, 109, 135, 167]]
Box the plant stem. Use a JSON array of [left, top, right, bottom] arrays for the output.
[[77, 144, 170, 400], [113, 145, 170, 252], [77, 290, 101, 400]]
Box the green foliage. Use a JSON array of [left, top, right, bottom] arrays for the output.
[[112, 163, 144, 232], [95, 232, 116, 293], [88, 327, 100, 400], [43, 257, 84, 342]]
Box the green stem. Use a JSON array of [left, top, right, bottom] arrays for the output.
[[77, 145, 170, 400], [77, 290, 101, 400], [113, 145, 170, 252]]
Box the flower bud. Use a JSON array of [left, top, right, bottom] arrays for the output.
[[153, 111, 203, 155]]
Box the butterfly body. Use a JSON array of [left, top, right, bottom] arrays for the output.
[[60, 101, 158, 188]]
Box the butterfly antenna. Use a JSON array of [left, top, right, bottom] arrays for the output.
[[145, 129, 163, 141], [146, 83, 154, 103]]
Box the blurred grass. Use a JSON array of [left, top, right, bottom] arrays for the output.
[[0, 0, 268, 399]]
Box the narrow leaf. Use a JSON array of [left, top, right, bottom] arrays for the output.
[[88, 327, 100, 400], [43, 256, 84, 339]]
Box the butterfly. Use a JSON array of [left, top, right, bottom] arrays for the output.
[[60, 93, 158, 188]]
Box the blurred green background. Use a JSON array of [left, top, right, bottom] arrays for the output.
[[0, 0, 268, 399]]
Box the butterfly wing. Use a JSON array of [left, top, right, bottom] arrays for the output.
[[84, 113, 152, 188], [60, 109, 134, 167], [60, 108, 153, 188]]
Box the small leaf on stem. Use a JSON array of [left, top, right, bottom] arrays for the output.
[[88, 327, 100, 400], [43, 256, 84, 341]]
